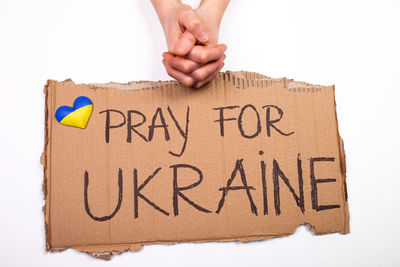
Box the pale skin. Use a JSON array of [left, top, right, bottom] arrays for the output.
[[151, 0, 230, 88]]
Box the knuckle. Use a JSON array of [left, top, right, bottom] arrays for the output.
[[179, 4, 192, 14], [183, 78, 194, 87], [189, 19, 201, 31], [191, 71, 200, 81], [180, 6, 194, 21], [193, 51, 207, 64], [183, 32, 196, 43], [181, 63, 191, 73], [193, 70, 206, 81], [199, 54, 208, 64], [194, 82, 203, 89]]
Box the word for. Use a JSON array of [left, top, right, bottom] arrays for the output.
[[212, 104, 294, 138]]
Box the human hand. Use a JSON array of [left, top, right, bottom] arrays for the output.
[[159, 3, 210, 56], [162, 5, 227, 87], [162, 44, 226, 88], [152, 0, 230, 88]]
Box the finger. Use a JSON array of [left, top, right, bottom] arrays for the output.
[[194, 62, 224, 88], [178, 9, 208, 43], [163, 52, 201, 73], [190, 54, 226, 82], [186, 44, 227, 65], [166, 25, 182, 54], [162, 59, 195, 87], [174, 30, 196, 56]]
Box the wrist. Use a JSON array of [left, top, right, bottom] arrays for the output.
[[152, 0, 182, 26], [198, 0, 229, 27]]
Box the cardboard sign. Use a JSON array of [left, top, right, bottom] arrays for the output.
[[42, 71, 349, 259]]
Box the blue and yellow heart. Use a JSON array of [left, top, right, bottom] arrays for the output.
[[55, 96, 93, 129]]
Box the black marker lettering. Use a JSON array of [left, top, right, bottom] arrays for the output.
[[99, 109, 126, 143], [167, 106, 190, 157], [133, 167, 169, 218], [84, 169, 123, 222], [127, 110, 148, 143], [262, 105, 294, 137], [171, 164, 211, 216], [238, 104, 261, 138], [216, 159, 258, 215], [148, 107, 170, 141], [261, 159, 268, 215], [272, 154, 304, 215], [212, 105, 239, 137], [310, 157, 340, 211]]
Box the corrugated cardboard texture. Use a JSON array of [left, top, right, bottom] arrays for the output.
[[42, 71, 349, 260]]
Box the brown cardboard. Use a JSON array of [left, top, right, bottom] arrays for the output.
[[42, 71, 349, 260]]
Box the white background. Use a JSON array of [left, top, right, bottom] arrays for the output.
[[0, 0, 399, 266]]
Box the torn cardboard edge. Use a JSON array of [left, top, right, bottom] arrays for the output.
[[45, 224, 342, 261], [50, 230, 302, 260], [42, 71, 349, 260], [87, 71, 328, 92]]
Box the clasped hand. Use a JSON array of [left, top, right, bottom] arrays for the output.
[[158, 3, 227, 88]]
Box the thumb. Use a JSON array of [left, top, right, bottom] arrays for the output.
[[178, 9, 209, 43], [174, 30, 196, 56]]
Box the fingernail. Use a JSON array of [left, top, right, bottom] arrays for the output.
[[200, 32, 209, 42]]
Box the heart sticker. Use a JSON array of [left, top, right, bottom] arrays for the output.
[[55, 96, 93, 129]]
